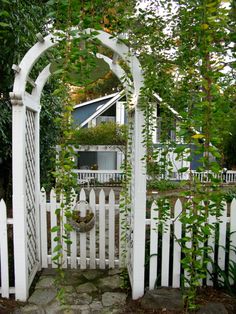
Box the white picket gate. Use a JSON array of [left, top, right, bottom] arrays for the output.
[[147, 198, 236, 289], [40, 188, 121, 269]]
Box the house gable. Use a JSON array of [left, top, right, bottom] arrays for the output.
[[72, 91, 125, 127], [72, 94, 117, 126]]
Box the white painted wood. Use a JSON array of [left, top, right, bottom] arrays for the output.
[[130, 106, 146, 300], [12, 102, 29, 301], [23, 92, 39, 111], [116, 101, 125, 125], [12, 28, 145, 300], [197, 202, 205, 286], [99, 189, 106, 269], [78, 189, 87, 269], [12, 33, 56, 96], [184, 207, 191, 287], [35, 110, 41, 272], [0, 200, 9, 298], [50, 189, 57, 268], [70, 189, 77, 269], [96, 54, 131, 92], [229, 199, 236, 285], [149, 201, 159, 289], [108, 189, 115, 268], [172, 199, 182, 288], [40, 188, 48, 268], [119, 195, 126, 268], [89, 189, 96, 268], [116, 151, 124, 171], [84, 29, 143, 96], [207, 212, 216, 286], [61, 193, 67, 269], [218, 202, 227, 273], [161, 212, 170, 286], [74, 169, 123, 185], [73, 146, 124, 153]]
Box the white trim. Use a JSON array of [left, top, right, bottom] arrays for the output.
[[73, 92, 119, 109], [80, 90, 125, 128]]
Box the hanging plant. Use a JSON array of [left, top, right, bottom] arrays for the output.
[[69, 200, 95, 233]]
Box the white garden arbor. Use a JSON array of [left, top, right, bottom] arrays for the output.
[[10, 29, 146, 301]]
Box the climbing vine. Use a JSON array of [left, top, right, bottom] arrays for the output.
[[45, 0, 236, 310]]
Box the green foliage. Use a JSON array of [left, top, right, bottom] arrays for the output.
[[208, 243, 236, 296], [210, 260, 236, 296], [0, 99, 11, 162], [222, 109, 236, 168], [40, 82, 64, 191], [128, 1, 235, 308], [222, 188, 236, 203], [71, 122, 127, 146], [0, 0, 49, 93], [147, 179, 183, 192], [0, 0, 51, 200]]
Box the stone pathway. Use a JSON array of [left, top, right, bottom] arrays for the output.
[[14, 269, 128, 314]]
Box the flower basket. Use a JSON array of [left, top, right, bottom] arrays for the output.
[[69, 200, 95, 233]]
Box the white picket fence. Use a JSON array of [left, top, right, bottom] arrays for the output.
[[1, 191, 236, 299], [40, 188, 121, 269], [147, 198, 236, 289], [0, 199, 14, 298]]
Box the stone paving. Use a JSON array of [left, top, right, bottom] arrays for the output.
[[14, 268, 128, 314]]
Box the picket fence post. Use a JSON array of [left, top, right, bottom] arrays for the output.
[[0, 199, 10, 298], [229, 199, 236, 285]]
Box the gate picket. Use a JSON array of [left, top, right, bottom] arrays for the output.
[[89, 189, 96, 268], [50, 189, 57, 268], [70, 189, 77, 269], [99, 189, 106, 269], [108, 189, 115, 268], [161, 212, 170, 286], [40, 188, 48, 268], [149, 201, 159, 289], [172, 199, 182, 288], [218, 202, 227, 275], [79, 189, 87, 269]]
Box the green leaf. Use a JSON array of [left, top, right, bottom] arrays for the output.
[[0, 22, 10, 27], [178, 167, 189, 173], [51, 226, 60, 232], [53, 244, 62, 252], [174, 146, 186, 154]]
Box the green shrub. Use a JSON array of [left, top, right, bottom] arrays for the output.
[[147, 179, 184, 191], [71, 122, 127, 146]]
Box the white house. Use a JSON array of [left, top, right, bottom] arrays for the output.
[[72, 90, 202, 183]]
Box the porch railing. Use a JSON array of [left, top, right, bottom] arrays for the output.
[[191, 170, 236, 183], [73, 170, 124, 187]]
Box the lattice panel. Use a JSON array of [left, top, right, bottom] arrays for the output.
[[127, 113, 135, 281], [25, 109, 39, 277]]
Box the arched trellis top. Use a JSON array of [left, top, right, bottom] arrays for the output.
[[10, 29, 143, 107], [10, 28, 147, 302]]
